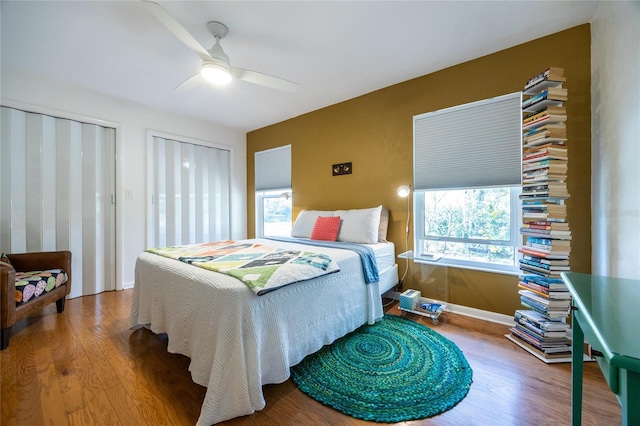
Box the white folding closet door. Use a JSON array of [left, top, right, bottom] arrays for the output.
[[0, 107, 116, 298], [147, 136, 231, 248]]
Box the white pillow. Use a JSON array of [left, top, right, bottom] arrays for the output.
[[291, 205, 385, 244], [291, 210, 335, 238], [336, 206, 382, 244], [378, 206, 389, 243]]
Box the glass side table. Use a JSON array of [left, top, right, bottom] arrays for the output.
[[397, 251, 448, 325]]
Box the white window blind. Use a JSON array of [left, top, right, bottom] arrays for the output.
[[413, 92, 522, 190], [255, 145, 291, 191]]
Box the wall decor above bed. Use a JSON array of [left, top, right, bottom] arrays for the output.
[[332, 162, 352, 176]]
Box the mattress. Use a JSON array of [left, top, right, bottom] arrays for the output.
[[364, 241, 397, 295], [369, 241, 396, 272]]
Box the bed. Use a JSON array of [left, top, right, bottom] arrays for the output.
[[130, 206, 398, 425]]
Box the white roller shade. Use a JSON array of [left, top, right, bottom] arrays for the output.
[[414, 92, 522, 190], [255, 145, 291, 191]]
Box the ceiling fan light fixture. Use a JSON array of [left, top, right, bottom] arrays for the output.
[[143, 3, 299, 92], [200, 62, 232, 85]]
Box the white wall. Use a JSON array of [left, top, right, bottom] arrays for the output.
[[1, 65, 247, 288], [591, 1, 640, 280]]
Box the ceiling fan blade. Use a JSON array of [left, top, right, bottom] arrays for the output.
[[174, 73, 203, 91], [232, 68, 299, 92], [142, 0, 212, 61]]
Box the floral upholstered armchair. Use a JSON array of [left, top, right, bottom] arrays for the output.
[[0, 251, 72, 350]]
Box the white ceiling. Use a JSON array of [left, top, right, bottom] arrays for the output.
[[1, 1, 597, 132]]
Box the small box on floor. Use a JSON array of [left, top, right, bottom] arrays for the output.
[[400, 289, 421, 311]]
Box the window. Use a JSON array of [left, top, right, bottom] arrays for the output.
[[415, 187, 521, 273], [412, 92, 522, 273], [256, 191, 293, 237], [255, 145, 292, 237]]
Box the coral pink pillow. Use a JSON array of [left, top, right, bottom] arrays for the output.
[[310, 216, 341, 241]]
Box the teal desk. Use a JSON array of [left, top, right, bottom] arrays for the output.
[[561, 272, 640, 426]]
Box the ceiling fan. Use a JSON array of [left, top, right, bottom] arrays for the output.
[[142, 0, 299, 92]]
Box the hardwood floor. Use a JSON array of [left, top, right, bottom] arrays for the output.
[[1, 289, 621, 425]]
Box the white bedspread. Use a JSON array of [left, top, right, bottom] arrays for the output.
[[130, 238, 387, 425]]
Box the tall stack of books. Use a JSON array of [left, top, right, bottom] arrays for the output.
[[507, 67, 573, 363]]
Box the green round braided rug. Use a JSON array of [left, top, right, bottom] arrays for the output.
[[290, 314, 473, 422]]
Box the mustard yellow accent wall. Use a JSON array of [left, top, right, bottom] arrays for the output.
[[247, 25, 591, 316]]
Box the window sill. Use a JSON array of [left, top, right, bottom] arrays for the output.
[[399, 251, 520, 276]]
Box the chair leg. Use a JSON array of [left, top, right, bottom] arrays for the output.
[[56, 297, 66, 313], [1, 328, 9, 350]]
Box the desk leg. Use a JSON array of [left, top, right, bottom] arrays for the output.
[[571, 311, 584, 426], [621, 369, 640, 426]]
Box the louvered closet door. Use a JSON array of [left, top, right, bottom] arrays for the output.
[[0, 107, 116, 298], [147, 136, 231, 248]]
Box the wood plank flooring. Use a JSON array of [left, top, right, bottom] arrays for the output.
[[1, 289, 621, 425]]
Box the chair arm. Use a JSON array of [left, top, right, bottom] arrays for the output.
[[7, 251, 72, 297], [1, 264, 17, 328]]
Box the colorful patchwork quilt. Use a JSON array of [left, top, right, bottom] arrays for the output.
[[147, 240, 340, 295]]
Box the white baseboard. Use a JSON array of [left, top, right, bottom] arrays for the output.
[[446, 303, 514, 326], [384, 290, 513, 326], [122, 281, 135, 290]]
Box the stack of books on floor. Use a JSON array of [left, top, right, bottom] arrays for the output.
[[509, 308, 571, 360], [507, 67, 574, 363]]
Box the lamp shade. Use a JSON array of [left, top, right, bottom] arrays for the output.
[[397, 185, 411, 198]]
